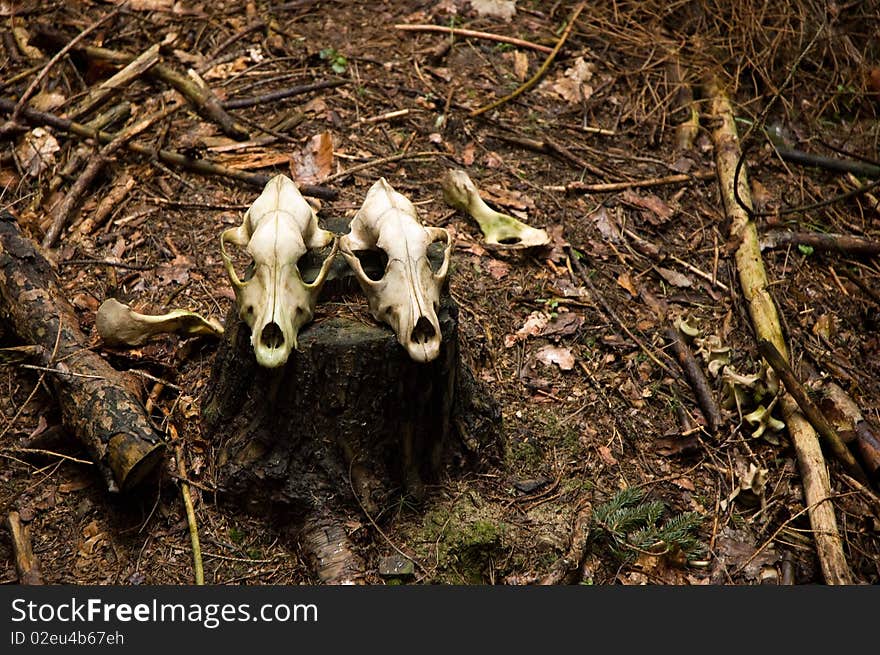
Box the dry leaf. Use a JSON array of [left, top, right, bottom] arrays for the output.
[[504, 311, 549, 347], [486, 259, 510, 280], [219, 151, 290, 170], [291, 131, 334, 184], [544, 57, 595, 104], [656, 266, 692, 288], [540, 312, 584, 339], [512, 51, 529, 81], [469, 0, 516, 19], [460, 142, 476, 166], [482, 185, 535, 211], [16, 128, 59, 177], [620, 189, 673, 224], [592, 206, 621, 242], [156, 254, 193, 285], [597, 445, 618, 466], [535, 344, 575, 370], [616, 272, 639, 296]]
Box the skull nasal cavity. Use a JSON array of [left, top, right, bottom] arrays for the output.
[[411, 316, 436, 344], [260, 322, 285, 349]]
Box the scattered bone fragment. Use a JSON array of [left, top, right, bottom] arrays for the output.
[[441, 169, 550, 249], [96, 298, 223, 347]]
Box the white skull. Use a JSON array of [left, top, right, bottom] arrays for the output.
[[220, 174, 337, 368], [339, 178, 452, 363]]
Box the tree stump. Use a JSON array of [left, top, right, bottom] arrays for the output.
[[201, 243, 501, 582]]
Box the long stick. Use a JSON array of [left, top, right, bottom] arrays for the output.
[[545, 171, 716, 194], [705, 74, 853, 585], [470, 2, 586, 118], [394, 24, 554, 54]]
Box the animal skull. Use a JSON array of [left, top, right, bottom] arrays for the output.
[[339, 178, 452, 363], [221, 174, 337, 368]]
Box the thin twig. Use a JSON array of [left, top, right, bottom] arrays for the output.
[[546, 171, 716, 194], [470, 2, 586, 118], [395, 23, 554, 53], [323, 150, 448, 183], [222, 79, 347, 110]]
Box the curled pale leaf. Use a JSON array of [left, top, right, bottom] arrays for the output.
[[674, 314, 701, 339], [96, 298, 223, 347], [441, 169, 550, 249]]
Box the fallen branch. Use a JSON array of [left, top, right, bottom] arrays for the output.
[[394, 24, 554, 54], [705, 74, 853, 584], [5, 511, 44, 585], [760, 231, 880, 257], [69, 43, 161, 121], [665, 325, 723, 435], [757, 339, 868, 484], [772, 145, 880, 178], [0, 212, 165, 493], [43, 102, 181, 249], [545, 170, 716, 194], [222, 79, 347, 110], [0, 99, 338, 200], [817, 382, 880, 485], [470, 2, 585, 118], [31, 31, 249, 141]]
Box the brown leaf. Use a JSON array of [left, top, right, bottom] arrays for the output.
[[535, 344, 575, 370], [460, 142, 476, 166], [219, 151, 290, 170], [620, 189, 674, 225], [482, 185, 535, 211], [291, 131, 334, 184], [16, 127, 59, 177], [486, 259, 510, 280], [597, 445, 618, 466], [616, 272, 639, 297], [656, 266, 692, 288], [504, 311, 549, 347], [543, 57, 595, 104], [156, 254, 192, 285], [592, 206, 621, 242], [511, 51, 529, 82], [540, 311, 584, 339]]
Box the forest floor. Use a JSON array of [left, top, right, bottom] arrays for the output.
[[1, 0, 879, 585]]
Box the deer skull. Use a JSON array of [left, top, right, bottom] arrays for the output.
[[339, 178, 452, 363], [220, 174, 337, 368]]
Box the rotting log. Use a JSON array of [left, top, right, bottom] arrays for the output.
[[0, 212, 165, 493], [201, 242, 502, 582], [704, 74, 853, 584]]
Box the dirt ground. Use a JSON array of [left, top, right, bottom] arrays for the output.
[[1, 0, 879, 585]]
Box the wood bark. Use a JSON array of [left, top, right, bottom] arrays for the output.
[[0, 212, 165, 492], [201, 249, 502, 549], [5, 511, 43, 585], [704, 74, 853, 584]]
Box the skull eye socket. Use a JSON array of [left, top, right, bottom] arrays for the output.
[[260, 322, 285, 350], [352, 249, 389, 282], [411, 316, 437, 345], [426, 237, 448, 273]]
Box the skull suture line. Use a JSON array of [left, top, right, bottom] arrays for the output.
[[339, 178, 452, 363], [221, 174, 338, 368]]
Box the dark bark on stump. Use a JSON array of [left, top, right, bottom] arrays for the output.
[[201, 234, 502, 583], [0, 212, 165, 492]]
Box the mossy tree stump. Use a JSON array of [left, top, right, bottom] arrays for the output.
[[201, 248, 501, 582]]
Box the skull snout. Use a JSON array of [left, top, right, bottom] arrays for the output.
[[260, 322, 285, 350], [411, 315, 437, 344]]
